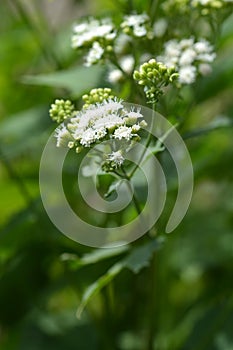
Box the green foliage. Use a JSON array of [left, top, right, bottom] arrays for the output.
[[0, 1, 233, 350]]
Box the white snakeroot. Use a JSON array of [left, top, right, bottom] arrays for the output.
[[85, 42, 104, 66], [198, 63, 212, 75], [113, 126, 133, 140], [179, 66, 197, 84], [158, 37, 216, 84], [108, 69, 123, 84], [153, 18, 168, 37], [107, 151, 124, 166], [55, 99, 145, 149], [121, 13, 152, 38], [55, 124, 73, 147], [72, 18, 116, 49]]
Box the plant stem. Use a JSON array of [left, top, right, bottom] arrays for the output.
[[146, 252, 157, 350], [121, 166, 142, 216], [128, 103, 156, 179]]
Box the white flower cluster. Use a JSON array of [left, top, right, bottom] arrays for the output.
[[71, 17, 116, 66], [72, 18, 116, 48], [121, 13, 153, 38], [107, 151, 125, 167], [158, 38, 216, 84], [55, 99, 146, 152]]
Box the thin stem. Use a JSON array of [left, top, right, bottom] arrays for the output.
[[146, 253, 157, 350], [128, 103, 156, 179], [121, 166, 142, 216]]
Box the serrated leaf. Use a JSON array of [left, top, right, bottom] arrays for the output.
[[22, 65, 104, 97]]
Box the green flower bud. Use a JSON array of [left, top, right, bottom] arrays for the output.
[[49, 99, 75, 123], [82, 88, 114, 108]]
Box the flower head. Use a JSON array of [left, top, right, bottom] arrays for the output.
[[121, 13, 153, 39], [158, 37, 216, 85]]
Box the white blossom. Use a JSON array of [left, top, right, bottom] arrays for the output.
[[85, 42, 104, 66], [113, 126, 133, 140], [179, 66, 197, 84], [107, 151, 124, 167], [108, 69, 124, 84], [121, 13, 152, 38], [153, 18, 168, 37], [198, 63, 212, 75], [54, 98, 145, 149], [158, 37, 216, 84], [72, 17, 116, 49], [55, 124, 73, 147]]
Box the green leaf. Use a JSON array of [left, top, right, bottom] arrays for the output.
[[60, 245, 129, 269], [183, 116, 233, 140], [22, 65, 104, 97], [0, 106, 49, 158], [104, 179, 124, 198], [124, 238, 164, 274], [76, 262, 124, 318], [76, 238, 164, 317]]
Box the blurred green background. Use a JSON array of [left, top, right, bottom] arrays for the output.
[[0, 1, 233, 349]]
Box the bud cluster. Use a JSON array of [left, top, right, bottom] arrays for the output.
[[82, 88, 114, 109], [49, 99, 75, 123], [133, 59, 178, 103]]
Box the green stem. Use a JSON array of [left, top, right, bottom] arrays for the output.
[[128, 103, 156, 179], [146, 253, 157, 350], [121, 166, 142, 216]]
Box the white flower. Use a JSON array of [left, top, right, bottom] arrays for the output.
[[199, 63, 212, 75], [132, 124, 141, 133], [55, 124, 73, 147], [85, 42, 104, 66], [179, 66, 197, 84], [127, 110, 143, 120], [158, 37, 216, 84], [108, 69, 123, 83], [153, 18, 167, 37], [122, 14, 149, 27], [179, 48, 197, 65], [107, 151, 124, 166], [180, 38, 195, 49], [113, 126, 133, 140], [71, 18, 116, 49], [197, 52, 216, 62], [115, 34, 132, 54], [121, 55, 135, 73], [121, 13, 151, 38], [80, 129, 97, 146], [134, 25, 147, 37]]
